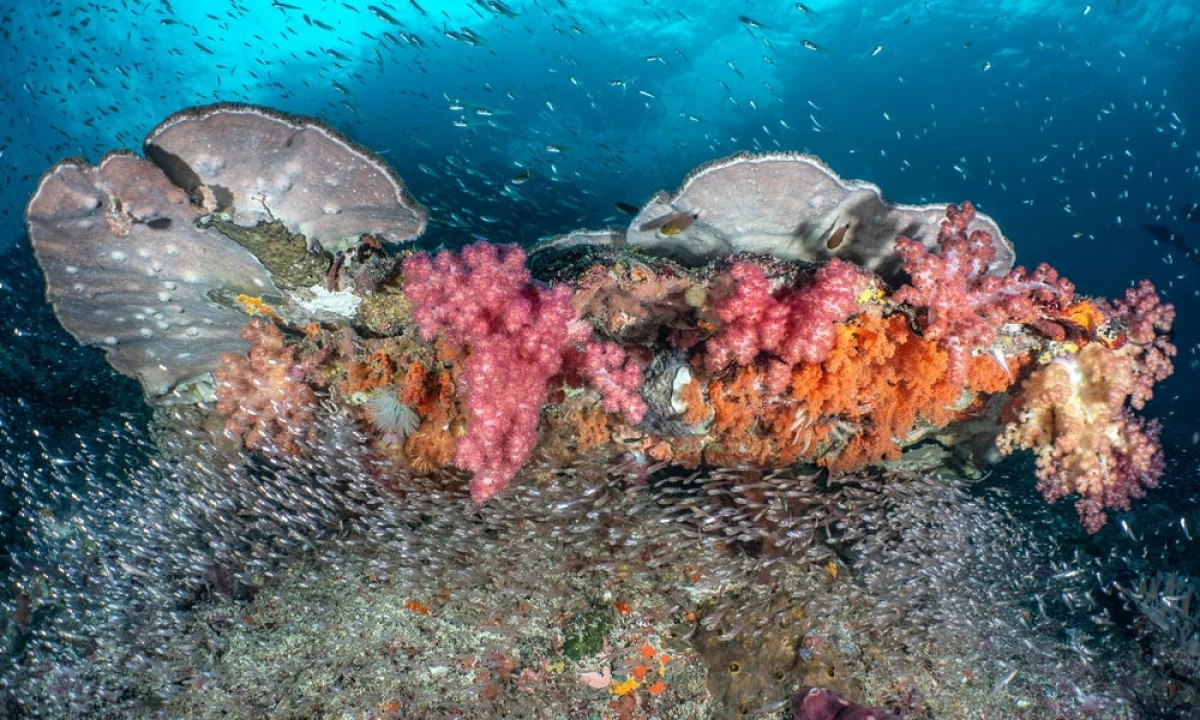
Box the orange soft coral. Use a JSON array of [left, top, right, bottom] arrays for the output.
[[672, 311, 983, 471], [343, 348, 397, 395], [700, 362, 811, 466], [788, 312, 963, 472], [964, 352, 1022, 396], [399, 361, 429, 406], [570, 404, 614, 452], [678, 375, 713, 428], [706, 365, 787, 465], [403, 368, 461, 473]]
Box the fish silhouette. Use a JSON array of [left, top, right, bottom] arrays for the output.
[[1143, 224, 1200, 266]]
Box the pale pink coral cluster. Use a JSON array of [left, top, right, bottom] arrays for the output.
[[404, 243, 646, 502], [998, 342, 1167, 533], [214, 319, 320, 456], [997, 279, 1175, 533], [894, 202, 1075, 382], [1101, 279, 1177, 409], [704, 258, 874, 393]]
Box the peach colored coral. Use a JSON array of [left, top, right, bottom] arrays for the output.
[[214, 320, 319, 456]]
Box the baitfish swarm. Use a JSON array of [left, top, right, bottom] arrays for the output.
[[26, 102, 1175, 534]]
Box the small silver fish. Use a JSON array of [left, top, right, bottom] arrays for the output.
[[795, 3, 819, 19]]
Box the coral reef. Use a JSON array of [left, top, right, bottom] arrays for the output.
[[28, 105, 1174, 529], [13, 102, 1188, 718], [204, 195, 1173, 529], [68, 189, 1173, 527]]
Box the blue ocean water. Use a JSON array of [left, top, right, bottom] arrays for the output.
[[3, 0, 1200, 716]]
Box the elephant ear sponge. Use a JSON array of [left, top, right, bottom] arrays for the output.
[[144, 102, 428, 252], [25, 152, 281, 397], [26, 102, 431, 397], [622, 151, 1014, 287]]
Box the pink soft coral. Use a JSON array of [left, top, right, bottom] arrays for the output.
[[405, 243, 574, 501], [894, 202, 1075, 382], [570, 340, 648, 422], [704, 258, 874, 393], [404, 242, 645, 502]]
